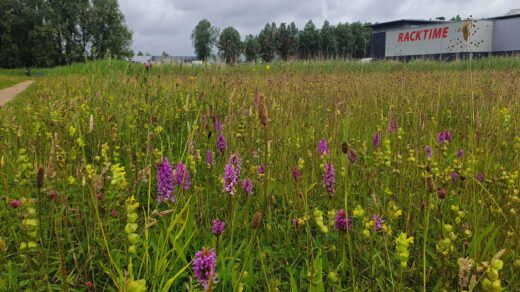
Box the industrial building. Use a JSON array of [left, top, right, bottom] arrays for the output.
[[370, 11, 520, 60]]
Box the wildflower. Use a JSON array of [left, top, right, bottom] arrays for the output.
[[126, 279, 147, 292], [348, 149, 357, 164], [353, 205, 365, 217], [450, 171, 459, 183], [482, 250, 505, 292], [389, 119, 397, 134], [9, 199, 21, 208], [242, 178, 253, 195], [206, 150, 213, 166], [373, 131, 381, 148], [335, 209, 352, 231], [314, 209, 328, 233], [291, 218, 299, 228], [192, 247, 218, 291], [257, 164, 265, 176], [291, 167, 301, 182], [438, 129, 452, 145], [323, 162, 335, 194], [457, 149, 464, 159], [228, 153, 242, 177], [476, 173, 485, 182], [223, 163, 238, 195], [48, 190, 58, 200], [212, 219, 225, 236], [175, 162, 190, 190], [157, 158, 175, 202], [111, 209, 119, 217], [396, 233, 414, 268], [371, 215, 383, 232], [438, 187, 446, 199], [214, 119, 222, 133], [216, 133, 227, 155], [318, 139, 330, 157], [425, 145, 432, 159]]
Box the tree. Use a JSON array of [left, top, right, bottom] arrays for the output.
[[287, 22, 300, 59], [137, 51, 144, 56], [0, 0, 133, 68], [258, 23, 277, 62], [350, 22, 371, 58], [89, 0, 133, 59], [299, 20, 320, 59], [450, 15, 462, 21], [218, 27, 242, 64], [161, 51, 170, 57], [335, 22, 353, 59], [191, 19, 218, 62], [243, 34, 260, 62], [320, 20, 337, 59], [276, 23, 290, 60]]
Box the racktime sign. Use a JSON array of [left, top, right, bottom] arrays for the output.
[[385, 20, 494, 57]]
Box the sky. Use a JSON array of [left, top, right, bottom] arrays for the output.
[[118, 0, 517, 56]]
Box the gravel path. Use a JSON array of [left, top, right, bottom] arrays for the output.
[[0, 80, 34, 107]]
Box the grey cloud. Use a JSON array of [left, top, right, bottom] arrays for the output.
[[119, 0, 516, 56]]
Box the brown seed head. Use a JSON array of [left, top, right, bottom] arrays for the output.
[[256, 93, 268, 127], [341, 142, 349, 154], [251, 211, 263, 229], [427, 176, 436, 193], [36, 165, 45, 189]]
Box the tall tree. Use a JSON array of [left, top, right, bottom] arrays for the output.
[[276, 22, 290, 61], [287, 22, 300, 60], [218, 26, 241, 64], [320, 20, 337, 59], [191, 19, 218, 62], [243, 34, 260, 62], [0, 0, 133, 68], [258, 23, 277, 62], [299, 20, 320, 59], [335, 22, 353, 59], [89, 0, 132, 58], [350, 22, 369, 58]]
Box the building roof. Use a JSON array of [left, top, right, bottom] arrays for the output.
[[370, 19, 446, 31], [486, 13, 520, 20]]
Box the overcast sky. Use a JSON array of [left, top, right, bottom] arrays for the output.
[[119, 0, 516, 56]]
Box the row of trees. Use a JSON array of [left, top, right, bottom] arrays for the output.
[[192, 19, 372, 64], [0, 0, 132, 68]]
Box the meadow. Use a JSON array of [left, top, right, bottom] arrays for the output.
[[0, 59, 519, 291]]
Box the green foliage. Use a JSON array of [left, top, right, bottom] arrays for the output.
[[258, 23, 277, 62], [191, 19, 219, 62], [243, 34, 260, 62], [218, 27, 242, 65], [0, 0, 132, 68], [299, 20, 321, 59]]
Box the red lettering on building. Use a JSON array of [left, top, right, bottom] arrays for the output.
[[432, 28, 443, 39], [397, 26, 449, 43]]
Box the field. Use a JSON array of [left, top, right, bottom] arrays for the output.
[[0, 59, 519, 291]]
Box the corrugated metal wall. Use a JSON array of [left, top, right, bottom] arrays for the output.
[[384, 21, 494, 57], [371, 32, 386, 59], [492, 17, 520, 52]]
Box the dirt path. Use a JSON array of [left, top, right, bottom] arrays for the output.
[[0, 80, 34, 107]]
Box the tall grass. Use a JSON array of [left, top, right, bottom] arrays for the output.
[[0, 59, 518, 290]]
